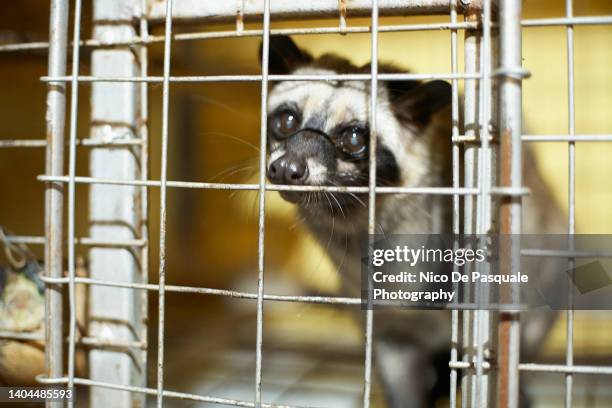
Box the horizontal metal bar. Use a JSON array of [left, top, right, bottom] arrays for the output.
[[158, 21, 477, 39], [491, 186, 530, 196], [36, 276, 527, 311], [0, 41, 50, 52], [146, 0, 454, 23], [0, 331, 45, 342], [40, 72, 482, 84], [4, 15, 611, 55], [79, 337, 147, 351], [0, 22, 479, 53], [36, 376, 316, 408], [40, 275, 362, 305], [450, 361, 492, 370], [450, 361, 612, 375], [18, 236, 611, 259], [0, 138, 143, 148], [452, 135, 494, 144], [0, 332, 144, 351], [522, 16, 612, 27], [38, 175, 531, 196], [5, 135, 608, 149], [6, 234, 146, 248], [522, 135, 612, 142], [521, 249, 612, 258], [519, 363, 612, 375], [454, 134, 612, 144], [0, 140, 48, 148]]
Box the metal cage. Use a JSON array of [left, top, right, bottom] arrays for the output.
[[1, 0, 612, 407]]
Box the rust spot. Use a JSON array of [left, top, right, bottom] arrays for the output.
[[497, 314, 514, 408], [499, 128, 513, 234], [338, 0, 348, 34], [236, 0, 245, 32], [460, 0, 484, 14], [132, 398, 143, 408], [339, 0, 347, 16]]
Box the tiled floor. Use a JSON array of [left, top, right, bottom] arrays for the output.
[[162, 350, 377, 408]]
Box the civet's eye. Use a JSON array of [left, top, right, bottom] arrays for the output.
[[271, 109, 301, 138], [338, 126, 368, 157]]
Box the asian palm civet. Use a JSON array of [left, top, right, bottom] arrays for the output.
[[261, 36, 562, 408]]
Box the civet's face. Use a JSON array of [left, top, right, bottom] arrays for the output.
[[264, 36, 451, 212]]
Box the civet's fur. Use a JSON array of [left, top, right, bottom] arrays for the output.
[[262, 36, 563, 408]]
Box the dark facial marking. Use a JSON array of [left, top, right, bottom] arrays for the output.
[[375, 145, 400, 185], [330, 142, 399, 188]]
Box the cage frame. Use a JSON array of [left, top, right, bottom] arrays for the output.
[[0, 0, 611, 407]]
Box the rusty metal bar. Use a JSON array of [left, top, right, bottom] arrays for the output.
[[5, 14, 612, 55], [43, 1, 69, 407], [146, 0, 454, 23]]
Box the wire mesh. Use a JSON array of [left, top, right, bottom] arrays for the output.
[[0, 0, 610, 407]]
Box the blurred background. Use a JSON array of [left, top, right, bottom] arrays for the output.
[[0, 0, 611, 406]]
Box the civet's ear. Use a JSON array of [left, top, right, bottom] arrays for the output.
[[259, 35, 312, 74], [390, 80, 452, 127]]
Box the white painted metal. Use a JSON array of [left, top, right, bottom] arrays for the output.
[[462, 8, 480, 407], [146, 0, 451, 22], [88, 1, 147, 407]]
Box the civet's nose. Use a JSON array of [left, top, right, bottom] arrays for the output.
[[267, 155, 309, 185]]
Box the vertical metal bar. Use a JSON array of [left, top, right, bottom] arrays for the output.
[[462, 6, 481, 407], [157, 0, 174, 406], [44, 1, 68, 407], [138, 0, 151, 393], [89, 0, 147, 405], [565, 0, 576, 407], [497, 1, 523, 407], [462, 11, 480, 223], [475, 0, 497, 406], [449, 0, 460, 406], [66, 0, 83, 406], [255, 0, 271, 405], [477, 1, 493, 230], [363, 1, 379, 407], [565, 0, 576, 237]]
